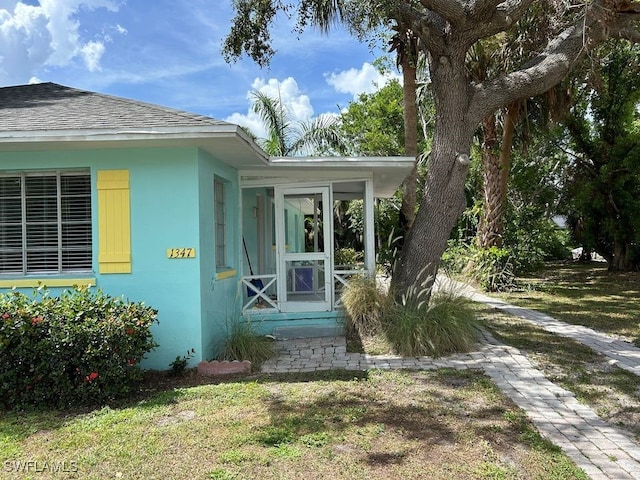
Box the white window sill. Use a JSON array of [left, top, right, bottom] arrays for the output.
[[0, 277, 96, 288]]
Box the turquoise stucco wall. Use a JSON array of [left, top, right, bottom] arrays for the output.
[[0, 147, 354, 370], [0, 147, 205, 370]]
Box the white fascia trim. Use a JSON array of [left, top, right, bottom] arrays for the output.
[[0, 123, 240, 142], [0, 124, 270, 164], [267, 156, 416, 168]]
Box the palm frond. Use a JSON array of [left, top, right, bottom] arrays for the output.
[[250, 90, 290, 155], [290, 114, 345, 155], [297, 0, 345, 33]]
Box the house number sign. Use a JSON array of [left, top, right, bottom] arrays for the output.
[[166, 248, 196, 259]]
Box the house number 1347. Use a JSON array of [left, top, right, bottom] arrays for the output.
[[166, 248, 196, 259]]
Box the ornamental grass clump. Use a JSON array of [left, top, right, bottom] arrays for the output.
[[342, 268, 480, 357], [384, 271, 480, 358], [341, 275, 390, 337], [220, 321, 274, 367], [0, 286, 158, 409]]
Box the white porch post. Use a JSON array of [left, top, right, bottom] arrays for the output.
[[364, 179, 375, 276]]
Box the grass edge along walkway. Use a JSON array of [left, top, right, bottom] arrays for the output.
[[457, 280, 640, 377]]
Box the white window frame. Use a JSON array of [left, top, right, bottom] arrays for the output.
[[214, 177, 227, 269], [0, 170, 92, 276]]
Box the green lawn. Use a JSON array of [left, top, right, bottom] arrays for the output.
[[1, 370, 586, 480], [494, 262, 640, 341]]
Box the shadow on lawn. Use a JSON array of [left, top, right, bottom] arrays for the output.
[[2, 365, 568, 471], [247, 367, 553, 466]]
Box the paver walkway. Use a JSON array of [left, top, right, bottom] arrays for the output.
[[462, 286, 640, 376], [261, 285, 640, 479]]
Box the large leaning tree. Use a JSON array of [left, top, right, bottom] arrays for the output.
[[223, 0, 640, 294]]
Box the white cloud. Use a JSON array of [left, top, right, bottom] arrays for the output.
[[251, 77, 314, 122], [225, 76, 315, 140], [325, 62, 399, 98], [80, 40, 105, 71], [0, 0, 120, 85]]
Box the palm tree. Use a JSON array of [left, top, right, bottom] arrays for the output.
[[468, 4, 568, 250], [250, 90, 344, 156], [389, 22, 421, 232]]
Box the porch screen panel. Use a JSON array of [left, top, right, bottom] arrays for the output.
[[285, 259, 326, 301], [283, 193, 326, 300], [97, 170, 131, 274], [277, 187, 332, 312]]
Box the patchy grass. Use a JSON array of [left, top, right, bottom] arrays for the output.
[[1, 369, 587, 479], [493, 262, 640, 341]]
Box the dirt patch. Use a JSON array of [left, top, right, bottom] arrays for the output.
[[156, 410, 196, 427]]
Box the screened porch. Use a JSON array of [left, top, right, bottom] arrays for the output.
[[240, 179, 375, 314]]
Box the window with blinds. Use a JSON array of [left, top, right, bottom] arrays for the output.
[[0, 171, 92, 275]]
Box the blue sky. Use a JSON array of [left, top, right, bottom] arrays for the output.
[[0, 0, 398, 137]]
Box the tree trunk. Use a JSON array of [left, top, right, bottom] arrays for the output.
[[499, 104, 518, 207], [609, 239, 640, 271], [477, 103, 518, 248], [399, 57, 419, 233], [392, 52, 474, 296], [477, 113, 501, 248]]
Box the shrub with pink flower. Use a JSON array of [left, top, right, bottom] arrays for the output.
[[0, 286, 158, 408]]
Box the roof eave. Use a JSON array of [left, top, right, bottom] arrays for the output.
[[0, 123, 239, 142], [0, 124, 270, 167], [268, 156, 415, 169]]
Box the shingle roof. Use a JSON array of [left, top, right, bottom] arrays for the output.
[[0, 82, 230, 132]]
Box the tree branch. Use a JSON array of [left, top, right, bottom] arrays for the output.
[[406, 0, 533, 44], [392, 1, 448, 48], [467, 4, 640, 126], [418, 0, 467, 24], [465, 0, 534, 41]]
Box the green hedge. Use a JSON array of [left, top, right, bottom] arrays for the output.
[[0, 286, 158, 409]]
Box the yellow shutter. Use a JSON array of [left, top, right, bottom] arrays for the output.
[[97, 170, 131, 274]]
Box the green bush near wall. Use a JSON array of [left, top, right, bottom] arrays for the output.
[[0, 286, 158, 409]]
